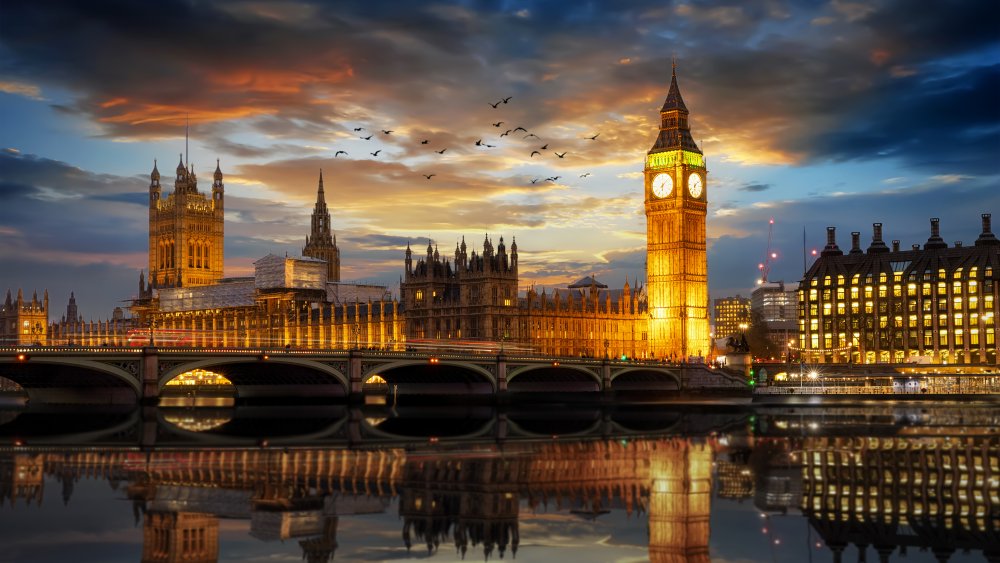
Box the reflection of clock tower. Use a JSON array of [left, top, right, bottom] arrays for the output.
[[644, 62, 709, 360]]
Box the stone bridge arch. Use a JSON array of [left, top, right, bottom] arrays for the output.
[[0, 355, 141, 404], [158, 357, 350, 400], [362, 359, 497, 394], [609, 366, 682, 390], [507, 363, 603, 392]]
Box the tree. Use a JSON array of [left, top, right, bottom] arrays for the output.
[[746, 309, 781, 360]]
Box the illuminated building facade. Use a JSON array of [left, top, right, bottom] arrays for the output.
[[401, 236, 520, 342], [643, 63, 710, 360], [402, 66, 706, 360], [129, 172, 401, 350], [0, 289, 48, 345], [713, 296, 750, 340], [401, 236, 649, 358], [147, 156, 225, 289], [15, 71, 710, 358], [519, 278, 647, 359], [799, 216, 999, 365]]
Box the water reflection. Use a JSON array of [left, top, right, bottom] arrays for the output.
[[0, 405, 997, 562]]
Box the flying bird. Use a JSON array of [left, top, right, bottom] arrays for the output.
[[334, 151, 348, 157], [423, 174, 436, 179], [475, 139, 483, 146], [580, 172, 591, 178], [489, 101, 501, 108], [539, 144, 548, 150], [435, 148, 447, 154], [545, 176, 561, 182], [485, 143, 496, 148], [493, 121, 504, 127], [501, 130, 512, 137], [370, 150, 381, 157], [420, 139, 429, 144], [554, 151, 567, 158], [513, 127, 527, 133], [524, 133, 539, 139], [361, 134, 373, 140], [531, 178, 540, 184], [502, 96, 512, 103], [586, 133, 600, 140], [530, 151, 541, 157], [353, 127, 365, 132], [382, 130, 394, 135]]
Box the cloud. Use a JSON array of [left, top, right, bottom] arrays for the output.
[[739, 183, 772, 192], [0, 80, 43, 99]]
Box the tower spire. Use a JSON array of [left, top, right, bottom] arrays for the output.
[[185, 114, 189, 167]]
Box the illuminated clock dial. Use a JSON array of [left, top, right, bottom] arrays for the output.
[[651, 173, 673, 198], [688, 173, 703, 198]]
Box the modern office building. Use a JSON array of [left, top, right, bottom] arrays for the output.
[[713, 296, 750, 340]]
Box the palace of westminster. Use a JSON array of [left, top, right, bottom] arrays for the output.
[[2, 68, 997, 366]]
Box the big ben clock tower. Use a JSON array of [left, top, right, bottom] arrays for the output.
[[644, 62, 709, 361]]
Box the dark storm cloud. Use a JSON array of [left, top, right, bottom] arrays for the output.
[[3, 0, 996, 174], [739, 183, 772, 193], [708, 177, 1000, 296], [808, 64, 1000, 174]]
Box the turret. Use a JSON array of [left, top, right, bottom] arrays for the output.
[[149, 160, 161, 204], [405, 241, 412, 274], [212, 159, 224, 208], [510, 236, 518, 270]]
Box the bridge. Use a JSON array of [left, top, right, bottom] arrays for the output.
[[0, 345, 747, 405]]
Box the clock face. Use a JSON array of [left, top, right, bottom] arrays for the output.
[[651, 173, 673, 198], [688, 173, 703, 198]]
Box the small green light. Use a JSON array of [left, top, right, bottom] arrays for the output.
[[749, 380, 756, 386], [619, 439, 629, 447]]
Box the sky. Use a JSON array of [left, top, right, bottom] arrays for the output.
[[0, 0, 998, 320]]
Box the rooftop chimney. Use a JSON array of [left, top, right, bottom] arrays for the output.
[[892, 240, 900, 252], [955, 241, 962, 248], [925, 217, 947, 250], [867, 223, 889, 253], [976, 213, 999, 246], [821, 226, 843, 256], [850, 232, 862, 254], [912, 244, 920, 251]]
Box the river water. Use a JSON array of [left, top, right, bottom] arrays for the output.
[[0, 400, 996, 562]]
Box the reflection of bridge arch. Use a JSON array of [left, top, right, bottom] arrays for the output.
[[505, 417, 604, 438], [507, 364, 602, 391], [362, 416, 496, 442], [368, 360, 497, 393], [155, 408, 350, 446], [158, 358, 349, 394], [4, 408, 141, 446]]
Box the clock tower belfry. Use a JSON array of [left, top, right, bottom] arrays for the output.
[[644, 62, 709, 361]]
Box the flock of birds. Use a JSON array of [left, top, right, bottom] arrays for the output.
[[330, 96, 601, 183]]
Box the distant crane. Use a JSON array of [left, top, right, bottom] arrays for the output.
[[757, 218, 777, 285]]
